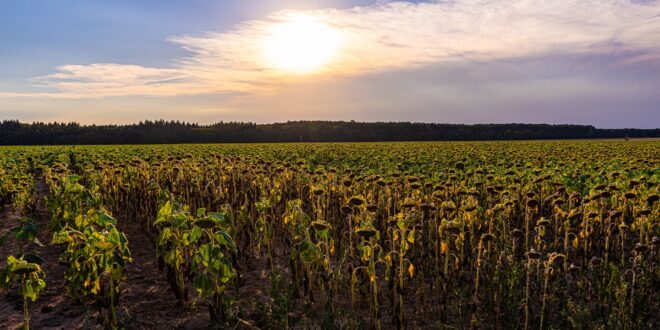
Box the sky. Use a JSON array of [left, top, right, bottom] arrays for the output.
[[1, 0, 659, 128]]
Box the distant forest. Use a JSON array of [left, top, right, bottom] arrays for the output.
[[0, 120, 658, 145]]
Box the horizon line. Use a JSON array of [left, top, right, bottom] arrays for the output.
[[2, 119, 658, 130]]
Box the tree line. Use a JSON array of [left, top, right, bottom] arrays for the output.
[[0, 119, 657, 145]]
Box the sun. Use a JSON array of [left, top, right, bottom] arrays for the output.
[[262, 15, 341, 74]]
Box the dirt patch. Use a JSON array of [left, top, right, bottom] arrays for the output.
[[116, 217, 209, 329]]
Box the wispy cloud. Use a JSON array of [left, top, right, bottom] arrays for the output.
[[3, 0, 660, 98], [30, 64, 190, 97]]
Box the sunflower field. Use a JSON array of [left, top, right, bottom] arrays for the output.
[[1, 140, 658, 329]]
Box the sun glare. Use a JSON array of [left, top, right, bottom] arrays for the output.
[[262, 15, 341, 74]]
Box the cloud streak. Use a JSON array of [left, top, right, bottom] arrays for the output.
[[3, 0, 660, 98]]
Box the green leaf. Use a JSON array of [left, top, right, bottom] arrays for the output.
[[24, 281, 35, 300], [164, 251, 176, 265], [97, 211, 117, 226], [215, 230, 236, 252], [194, 273, 213, 297], [219, 262, 233, 284], [209, 212, 227, 225], [105, 227, 118, 243], [407, 229, 415, 244], [190, 226, 202, 243], [155, 201, 173, 224]]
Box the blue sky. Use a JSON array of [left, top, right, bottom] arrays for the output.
[[1, 0, 659, 128]]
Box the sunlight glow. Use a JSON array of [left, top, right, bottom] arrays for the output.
[[262, 14, 341, 74]]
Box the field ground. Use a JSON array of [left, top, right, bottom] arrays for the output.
[[1, 140, 659, 329]]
